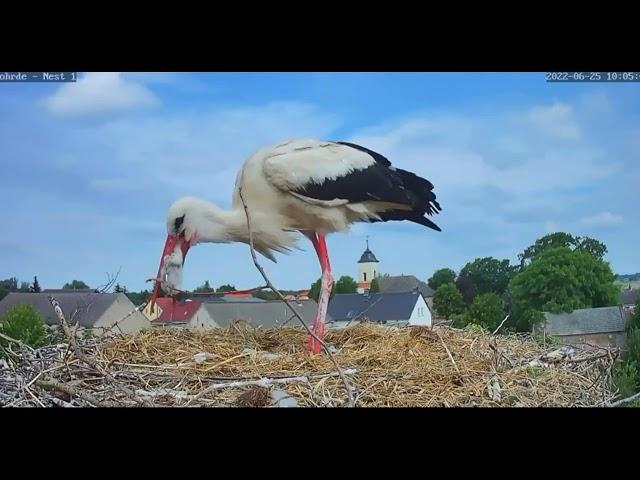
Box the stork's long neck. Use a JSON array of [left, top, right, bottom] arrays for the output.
[[195, 201, 250, 244], [193, 197, 299, 256]]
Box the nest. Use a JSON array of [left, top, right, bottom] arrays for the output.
[[0, 323, 620, 407]]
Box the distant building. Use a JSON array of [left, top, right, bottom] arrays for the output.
[[620, 288, 639, 307], [147, 297, 324, 330], [328, 290, 431, 328], [357, 238, 380, 293], [0, 292, 150, 336], [534, 306, 631, 349], [377, 275, 435, 311]]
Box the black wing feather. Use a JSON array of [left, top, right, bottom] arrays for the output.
[[293, 141, 442, 231]]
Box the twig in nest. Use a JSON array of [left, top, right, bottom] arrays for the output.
[[0, 332, 36, 353], [237, 186, 356, 407], [96, 268, 121, 294], [47, 295, 153, 407], [606, 390, 640, 408], [48, 296, 105, 374], [492, 314, 510, 335], [434, 328, 461, 376], [35, 379, 111, 407]]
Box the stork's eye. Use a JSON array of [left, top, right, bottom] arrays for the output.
[[174, 215, 185, 232]]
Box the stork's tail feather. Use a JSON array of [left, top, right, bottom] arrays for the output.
[[395, 167, 442, 216]]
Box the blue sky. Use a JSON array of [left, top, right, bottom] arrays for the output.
[[1, 72, 638, 292]]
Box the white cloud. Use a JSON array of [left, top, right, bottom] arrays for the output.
[[580, 212, 623, 227], [43, 72, 159, 119], [526, 102, 582, 140], [80, 101, 340, 204], [579, 91, 612, 114]]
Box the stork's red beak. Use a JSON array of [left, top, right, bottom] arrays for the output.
[[149, 234, 191, 313]]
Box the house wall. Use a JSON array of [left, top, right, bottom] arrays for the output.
[[187, 308, 218, 330], [552, 332, 627, 349], [408, 295, 432, 326], [93, 293, 151, 335]]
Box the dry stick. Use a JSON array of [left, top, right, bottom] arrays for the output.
[[47, 296, 153, 407], [606, 390, 640, 408], [187, 369, 358, 405], [0, 332, 36, 353], [434, 328, 461, 376], [492, 314, 511, 335], [238, 187, 356, 408], [35, 379, 110, 407], [48, 296, 106, 374]]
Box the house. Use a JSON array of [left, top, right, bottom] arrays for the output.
[[534, 306, 630, 349], [145, 297, 213, 330], [0, 292, 151, 336], [377, 275, 435, 311], [149, 297, 323, 330], [620, 288, 639, 307], [327, 290, 432, 328]]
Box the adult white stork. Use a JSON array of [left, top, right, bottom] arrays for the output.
[[149, 139, 441, 353]]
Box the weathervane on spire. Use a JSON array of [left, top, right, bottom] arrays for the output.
[[366, 235, 369, 250]]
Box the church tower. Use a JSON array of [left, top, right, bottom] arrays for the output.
[[357, 237, 380, 293]]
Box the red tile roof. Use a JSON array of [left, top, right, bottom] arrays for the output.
[[153, 297, 202, 323]]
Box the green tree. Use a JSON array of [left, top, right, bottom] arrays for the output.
[[18, 282, 30, 292], [31, 276, 41, 293], [194, 281, 215, 293], [0, 304, 48, 351], [0, 277, 19, 302], [612, 362, 638, 399], [509, 246, 618, 331], [518, 232, 607, 267], [455, 257, 516, 304], [114, 284, 127, 293], [63, 280, 90, 290], [433, 283, 465, 320], [334, 276, 357, 294], [369, 277, 380, 293], [428, 268, 456, 291], [309, 278, 321, 302], [464, 293, 505, 331], [216, 284, 237, 293], [309, 277, 341, 301]]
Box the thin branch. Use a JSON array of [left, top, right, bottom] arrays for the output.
[[35, 379, 110, 407], [606, 390, 640, 408], [492, 314, 510, 335], [238, 186, 356, 407], [48, 296, 105, 374], [434, 328, 461, 376], [0, 332, 36, 353]]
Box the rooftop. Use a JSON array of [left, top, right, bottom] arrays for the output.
[[357, 238, 379, 263], [202, 299, 323, 328], [0, 292, 126, 327], [377, 275, 434, 298], [541, 306, 629, 336], [328, 291, 423, 323]]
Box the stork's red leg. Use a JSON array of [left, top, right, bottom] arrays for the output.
[[304, 232, 333, 354]]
